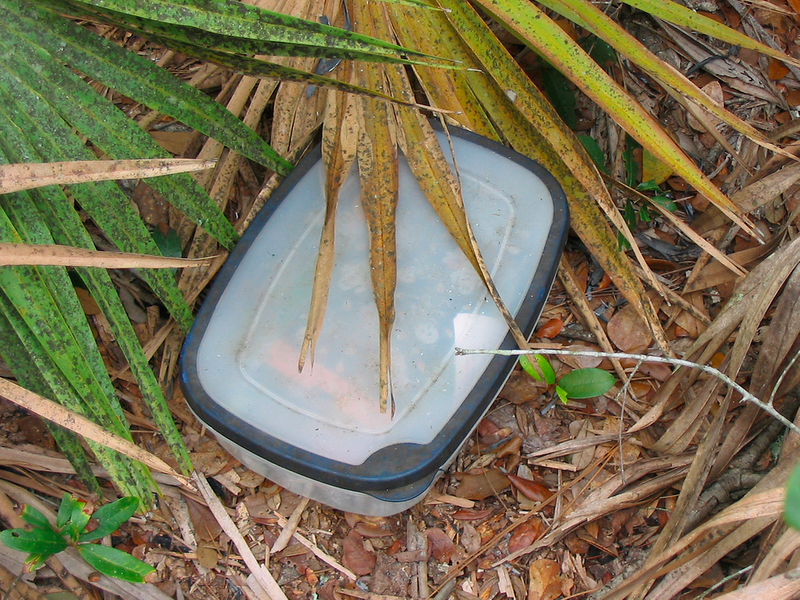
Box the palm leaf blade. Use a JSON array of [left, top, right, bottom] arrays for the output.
[[5, 0, 292, 176], [471, 0, 757, 241]]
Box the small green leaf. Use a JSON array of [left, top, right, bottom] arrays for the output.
[[636, 180, 660, 192], [785, 462, 800, 531], [20, 504, 53, 532], [579, 35, 616, 69], [151, 228, 183, 259], [557, 368, 616, 399], [651, 195, 679, 212], [623, 200, 637, 229], [519, 355, 542, 382], [534, 354, 557, 386], [542, 66, 576, 129], [624, 136, 640, 187], [56, 493, 73, 530], [80, 497, 139, 543], [577, 134, 607, 174], [0, 527, 67, 556], [617, 230, 631, 251], [556, 386, 569, 404], [57, 494, 90, 540], [78, 543, 155, 583]]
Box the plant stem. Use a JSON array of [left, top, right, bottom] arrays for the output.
[[455, 347, 800, 436]]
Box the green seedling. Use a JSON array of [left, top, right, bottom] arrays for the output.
[[0, 493, 154, 583], [519, 354, 615, 404], [785, 462, 800, 531], [618, 136, 680, 250]]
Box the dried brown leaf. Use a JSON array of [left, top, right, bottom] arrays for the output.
[[750, 263, 800, 398], [536, 318, 564, 339], [0, 243, 211, 269], [298, 86, 358, 371], [455, 469, 511, 500], [508, 473, 552, 503], [607, 303, 654, 353], [693, 162, 800, 235], [527, 558, 563, 600], [507, 519, 546, 554], [0, 158, 216, 193], [425, 528, 455, 562], [342, 531, 377, 576]]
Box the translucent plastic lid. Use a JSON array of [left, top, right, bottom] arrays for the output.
[[181, 125, 567, 492]]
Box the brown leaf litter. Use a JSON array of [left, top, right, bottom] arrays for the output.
[[4, 2, 800, 600]]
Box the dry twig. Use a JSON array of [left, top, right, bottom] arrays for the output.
[[455, 347, 800, 436]]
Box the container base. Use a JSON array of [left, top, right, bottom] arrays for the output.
[[211, 430, 447, 516]]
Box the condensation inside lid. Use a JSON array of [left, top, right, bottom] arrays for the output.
[[195, 131, 554, 465]]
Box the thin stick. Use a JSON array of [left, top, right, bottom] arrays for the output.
[[272, 513, 356, 581], [455, 347, 800, 436], [192, 472, 287, 600], [612, 358, 643, 484], [271, 497, 309, 554], [0, 378, 192, 488]]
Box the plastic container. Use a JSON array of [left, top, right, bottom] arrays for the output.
[[180, 125, 568, 516]]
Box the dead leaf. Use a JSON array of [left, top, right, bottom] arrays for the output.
[[536, 318, 564, 339], [693, 162, 800, 235], [687, 81, 724, 131], [184, 498, 222, 544], [299, 85, 358, 372], [477, 418, 502, 438], [567, 419, 595, 470], [685, 232, 781, 293], [452, 509, 494, 521], [425, 528, 455, 562], [507, 473, 552, 503], [508, 519, 546, 554], [460, 523, 482, 554], [750, 260, 800, 398], [76, 287, 101, 316], [639, 362, 673, 382], [558, 345, 602, 369], [528, 558, 563, 600], [496, 436, 523, 458], [345, 513, 395, 538], [607, 302, 654, 353], [0, 158, 216, 193], [455, 469, 511, 500], [341, 531, 376, 576], [355, 62, 399, 414], [196, 544, 219, 570]]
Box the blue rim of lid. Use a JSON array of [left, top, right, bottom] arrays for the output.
[[180, 123, 569, 504]]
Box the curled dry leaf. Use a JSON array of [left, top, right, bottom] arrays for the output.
[[341, 531, 376, 576], [344, 513, 395, 538], [536, 317, 564, 339], [507, 473, 553, 503], [425, 528, 455, 562], [455, 469, 511, 500], [452, 508, 494, 521], [496, 436, 523, 458]]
